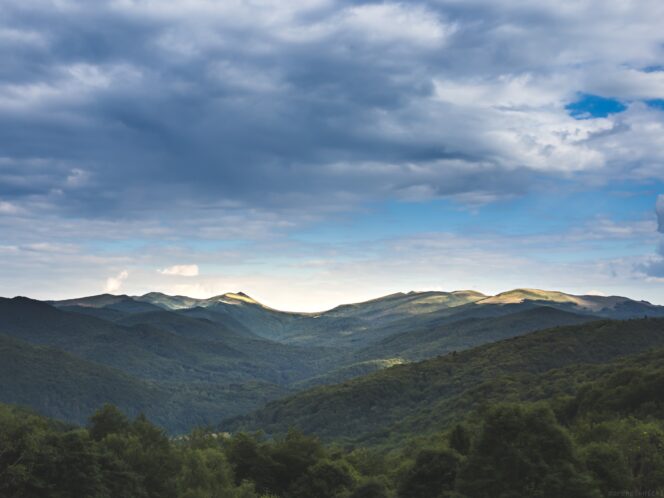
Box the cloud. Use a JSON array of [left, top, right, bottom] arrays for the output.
[[0, 0, 663, 226], [634, 195, 664, 279], [1, 0, 664, 307], [158, 264, 199, 277], [0, 201, 20, 214], [104, 270, 129, 293]]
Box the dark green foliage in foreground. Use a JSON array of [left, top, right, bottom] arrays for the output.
[[2, 344, 664, 498], [456, 404, 599, 498]]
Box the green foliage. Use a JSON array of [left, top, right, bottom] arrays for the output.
[[397, 448, 462, 498], [447, 423, 472, 455], [575, 419, 664, 493], [89, 403, 130, 440], [226, 433, 278, 492], [289, 459, 355, 498], [581, 442, 633, 496], [349, 477, 393, 498], [224, 429, 328, 496], [456, 404, 599, 498], [176, 447, 235, 498], [2, 375, 664, 498], [0, 404, 108, 498]]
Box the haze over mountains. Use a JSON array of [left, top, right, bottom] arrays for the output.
[[1, 287, 663, 433]]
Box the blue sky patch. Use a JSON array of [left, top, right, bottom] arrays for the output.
[[566, 94, 627, 119], [646, 99, 664, 110]]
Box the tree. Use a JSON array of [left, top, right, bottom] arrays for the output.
[[581, 442, 632, 496], [225, 433, 278, 493], [176, 448, 237, 498], [350, 477, 393, 498], [290, 459, 355, 498], [269, 429, 325, 495], [397, 448, 462, 498], [128, 414, 180, 498], [0, 405, 52, 497], [456, 404, 600, 498], [88, 404, 130, 441], [579, 419, 664, 493], [43, 429, 108, 498], [448, 424, 472, 456]]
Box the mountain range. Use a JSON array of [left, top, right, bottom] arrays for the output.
[[1, 288, 663, 433]]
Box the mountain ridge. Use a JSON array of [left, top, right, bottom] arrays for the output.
[[44, 287, 664, 316]]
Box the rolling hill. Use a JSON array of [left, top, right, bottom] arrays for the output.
[[224, 317, 664, 443]]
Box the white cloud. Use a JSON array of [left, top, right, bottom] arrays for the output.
[[339, 3, 453, 47], [104, 270, 129, 293], [0, 201, 20, 215], [657, 195, 664, 233], [158, 264, 199, 277]]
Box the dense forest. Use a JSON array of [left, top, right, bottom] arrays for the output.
[[2, 347, 663, 498]]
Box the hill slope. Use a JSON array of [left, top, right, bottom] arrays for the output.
[[355, 306, 594, 362], [0, 333, 166, 425], [224, 318, 664, 442]]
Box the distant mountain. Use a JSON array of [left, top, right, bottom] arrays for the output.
[[353, 306, 594, 362], [139, 291, 265, 310], [52, 290, 307, 342], [322, 290, 487, 321], [1, 296, 127, 346], [225, 317, 664, 443], [49, 293, 163, 314], [476, 288, 664, 318], [48, 287, 664, 347], [5, 287, 664, 433]]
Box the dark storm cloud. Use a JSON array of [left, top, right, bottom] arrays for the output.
[[1, 0, 664, 222]]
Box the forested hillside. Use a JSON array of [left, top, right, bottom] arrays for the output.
[[2, 343, 662, 497], [226, 318, 664, 443]]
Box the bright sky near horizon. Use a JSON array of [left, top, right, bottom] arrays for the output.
[[1, 0, 664, 311]]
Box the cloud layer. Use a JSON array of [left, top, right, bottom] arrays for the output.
[[2, 0, 663, 222], [1, 0, 663, 306]]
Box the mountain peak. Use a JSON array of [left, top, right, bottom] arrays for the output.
[[220, 292, 259, 305]]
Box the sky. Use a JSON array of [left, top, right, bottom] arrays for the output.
[[1, 0, 664, 311]]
